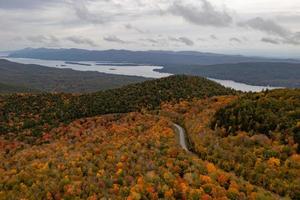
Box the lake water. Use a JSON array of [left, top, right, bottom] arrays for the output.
[[5, 57, 281, 92], [0, 52, 9, 57], [208, 78, 281, 92], [6, 57, 171, 78]]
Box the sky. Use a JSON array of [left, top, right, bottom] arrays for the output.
[[0, 0, 299, 58]]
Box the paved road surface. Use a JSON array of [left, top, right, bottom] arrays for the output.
[[173, 123, 189, 152]]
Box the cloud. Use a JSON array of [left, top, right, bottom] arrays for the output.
[[65, 36, 98, 47], [1, 0, 300, 52], [104, 35, 131, 44], [294, 32, 300, 40], [261, 33, 300, 46], [261, 37, 280, 45], [26, 35, 98, 47], [197, 38, 206, 41], [27, 35, 60, 45], [125, 24, 147, 34], [0, 0, 61, 9], [277, 14, 300, 23], [178, 37, 194, 46], [229, 37, 242, 43], [140, 38, 169, 47], [239, 17, 300, 45], [282, 33, 300, 45], [169, 36, 194, 46], [238, 17, 290, 38], [70, 0, 151, 25], [72, 0, 106, 24], [141, 38, 160, 44], [27, 35, 48, 43], [210, 35, 218, 40], [168, 0, 232, 27]]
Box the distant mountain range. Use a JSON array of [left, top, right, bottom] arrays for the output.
[[9, 48, 300, 65]]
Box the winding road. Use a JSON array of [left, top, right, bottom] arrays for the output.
[[173, 124, 189, 152]]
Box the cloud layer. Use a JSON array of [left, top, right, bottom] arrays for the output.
[[0, 0, 299, 58]]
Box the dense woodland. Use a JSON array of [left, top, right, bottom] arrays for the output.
[[0, 82, 39, 94], [212, 89, 300, 152], [0, 113, 279, 199], [161, 94, 300, 199], [0, 75, 234, 143], [0, 75, 299, 199]]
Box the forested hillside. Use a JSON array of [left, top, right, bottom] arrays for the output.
[[157, 62, 300, 88], [161, 93, 300, 199], [0, 82, 38, 94], [0, 113, 278, 199], [212, 89, 300, 152], [1, 75, 299, 199], [0, 75, 235, 143], [0, 59, 148, 93]]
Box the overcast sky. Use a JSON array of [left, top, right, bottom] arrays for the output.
[[0, 0, 299, 58]]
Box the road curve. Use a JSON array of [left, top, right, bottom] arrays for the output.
[[173, 123, 189, 152]]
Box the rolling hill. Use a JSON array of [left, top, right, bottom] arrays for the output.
[[0, 82, 39, 94], [0, 75, 235, 143], [157, 62, 300, 88], [161, 93, 300, 199], [212, 89, 300, 152], [0, 59, 148, 93]]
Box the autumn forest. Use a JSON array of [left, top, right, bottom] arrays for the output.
[[0, 75, 299, 200]]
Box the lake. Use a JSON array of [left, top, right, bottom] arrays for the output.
[[6, 57, 281, 92], [6, 57, 171, 78], [208, 78, 281, 92]]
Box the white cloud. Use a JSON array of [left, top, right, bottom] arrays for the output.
[[169, 36, 194, 46], [65, 36, 98, 47], [261, 37, 280, 45], [104, 35, 132, 44], [230, 37, 242, 43]]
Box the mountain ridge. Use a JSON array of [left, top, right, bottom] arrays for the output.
[[0, 75, 235, 143], [9, 48, 300, 65]]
